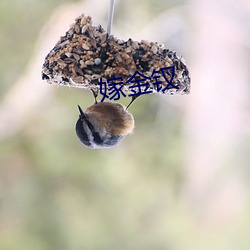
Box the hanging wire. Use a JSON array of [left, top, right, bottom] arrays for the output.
[[107, 0, 115, 34]]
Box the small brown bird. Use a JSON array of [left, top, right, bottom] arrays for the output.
[[76, 101, 135, 149]]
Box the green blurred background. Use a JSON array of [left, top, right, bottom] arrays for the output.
[[1, 0, 250, 249]]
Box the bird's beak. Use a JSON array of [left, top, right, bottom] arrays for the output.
[[77, 105, 86, 119]]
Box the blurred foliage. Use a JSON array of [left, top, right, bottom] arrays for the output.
[[1, 1, 250, 250], [0, 0, 72, 98]]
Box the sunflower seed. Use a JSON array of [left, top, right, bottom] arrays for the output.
[[82, 43, 90, 50]]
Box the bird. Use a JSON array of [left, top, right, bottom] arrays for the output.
[[75, 99, 135, 149]]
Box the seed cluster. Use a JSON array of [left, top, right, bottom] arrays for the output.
[[42, 14, 190, 95]]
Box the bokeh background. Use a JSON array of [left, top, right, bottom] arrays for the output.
[[1, 0, 250, 249]]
